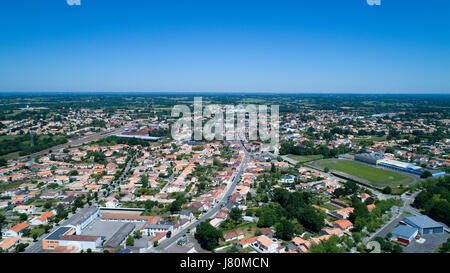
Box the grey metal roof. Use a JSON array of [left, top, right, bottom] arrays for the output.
[[403, 215, 443, 229], [392, 225, 418, 238], [180, 210, 192, 216], [355, 153, 383, 160], [103, 223, 135, 248], [66, 207, 98, 226]]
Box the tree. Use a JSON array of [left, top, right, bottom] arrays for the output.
[[382, 186, 392, 194], [420, 171, 432, 179], [392, 244, 403, 253], [15, 243, 29, 253], [140, 174, 149, 188], [194, 221, 222, 251], [257, 207, 277, 228], [293, 219, 304, 235], [349, 198, 370, 231], [229, 208, 243, 224], [44, 201, 52, 209], [352, 232, 363, 243], [296, 207, 325, 232], [126, 235, 134, 246], [309, 235, 345, 253], [374, 236, 393, 253], [213, 158, 222, 167], [74, 197, 84, 208], [429, 201, 450, 225], [19, 213, 28, 222], [44, 225, 51, 233], [56, 204, 66, 220], [270, 163, 276, 173], [344, 181, 359, 194], [438, 238, 450, 253], [275, 219, 295, 240], [0, 158, 6, 167], [133, 230, 142, 239], [169, 198, 183, 214]]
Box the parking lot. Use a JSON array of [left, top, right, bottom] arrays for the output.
[[403, 233, 450, 253], [371, 213, 450, 253]]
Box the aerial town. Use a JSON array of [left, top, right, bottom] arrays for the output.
[[0, 94, 449, 254]]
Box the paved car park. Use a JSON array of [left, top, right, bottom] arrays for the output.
[[371, 213, 450, 253], [403, 233, 450, 253]]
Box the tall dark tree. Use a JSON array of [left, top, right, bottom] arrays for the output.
[[195, 221, 222, 251]]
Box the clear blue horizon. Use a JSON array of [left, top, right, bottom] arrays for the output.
[[1, 0, 449, 94]]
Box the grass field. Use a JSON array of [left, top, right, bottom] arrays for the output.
[[287, 154, 324, 163], [0, 134, 68, 161], [317, 159, 414, 185]]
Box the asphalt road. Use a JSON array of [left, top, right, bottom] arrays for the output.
[[152, 141, 249, 252]]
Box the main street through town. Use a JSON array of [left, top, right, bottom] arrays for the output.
[[152, 141, 249, 252]]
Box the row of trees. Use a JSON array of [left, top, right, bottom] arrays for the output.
[[279, 141, 350, 158], [412, 176, 450, 226]]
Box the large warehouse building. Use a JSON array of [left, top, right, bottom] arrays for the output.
[[354, 153, 446, 177], [401, 215, 444, 235], [391, 225, 419, 244], [378, 158, 423, 176], [391, 215, 444, 245]]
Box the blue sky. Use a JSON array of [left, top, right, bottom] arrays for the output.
[[0, 0, 449, 93]]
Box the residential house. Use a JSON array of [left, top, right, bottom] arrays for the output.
[[3, 222, 30, 238]]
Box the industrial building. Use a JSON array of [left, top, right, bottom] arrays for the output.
[[391, 215, 444, 245], [378, 158, 423, 176], [42, 226, 105, 252], [65, 207, 100, 235], [391, 224, 419, 244], [42, 226, 74, 250], [103, 223, 136, 250], [401, 215, 444, 235], [355, 153, 446, 177]]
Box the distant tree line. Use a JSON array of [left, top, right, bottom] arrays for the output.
[[279, 141, 350, 158]]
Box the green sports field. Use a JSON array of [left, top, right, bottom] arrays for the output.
[[287, 154, 324, 163], [317, 159, 414, 185]]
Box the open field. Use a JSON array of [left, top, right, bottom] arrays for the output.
[[287, 154, 324, 164], [317, 159, 414, 186], [0, 134, 68, 161]]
